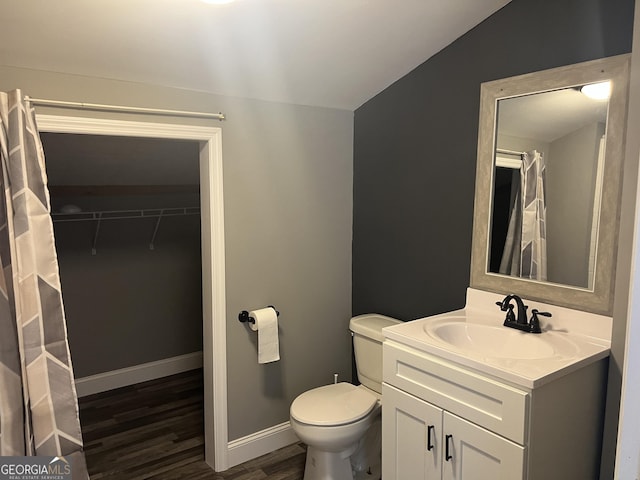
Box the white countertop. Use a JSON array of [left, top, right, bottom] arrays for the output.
[[382, 288, 612, 389]]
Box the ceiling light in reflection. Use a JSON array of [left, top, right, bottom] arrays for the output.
[[581, 81, 611, 100]]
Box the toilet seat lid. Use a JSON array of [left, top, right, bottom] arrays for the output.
[[290, 383, 377, 426]]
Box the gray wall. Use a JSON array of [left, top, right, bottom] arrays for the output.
[[51, 191, 203, 378], [547, 122, 604, 287], [55, 216, 203, 378], [0, 66, 354, 441], [352, 0, 634, 476]]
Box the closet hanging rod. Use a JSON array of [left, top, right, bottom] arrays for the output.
[[24, 96, 226, 121], [496, 148, 525, 156]]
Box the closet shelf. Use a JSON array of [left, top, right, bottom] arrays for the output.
[[51, 207, 200, 255], [51, 207, 200, 223]]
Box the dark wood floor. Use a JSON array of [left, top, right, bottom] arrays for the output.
[[78, 369, 306, 479]]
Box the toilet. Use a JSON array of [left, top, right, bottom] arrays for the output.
[[290, 314, 402, 480]]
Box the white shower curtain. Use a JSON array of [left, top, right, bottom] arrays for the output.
[[499, 150, 547, 281], [0, 90, 88, 478]]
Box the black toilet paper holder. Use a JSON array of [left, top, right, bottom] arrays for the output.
[[238, 306, 280, 324]]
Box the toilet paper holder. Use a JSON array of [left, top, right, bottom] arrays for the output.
[[238, 306, 280, 324]]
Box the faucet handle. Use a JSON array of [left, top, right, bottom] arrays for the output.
[[529, 309, 551, 333], [496, 301, 516, 323]]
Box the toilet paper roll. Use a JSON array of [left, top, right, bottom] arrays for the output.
[[249, 307, 280, 364]]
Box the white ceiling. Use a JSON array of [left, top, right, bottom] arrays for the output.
[[498, 87, 609, 143], [1, 0, 510, 110]]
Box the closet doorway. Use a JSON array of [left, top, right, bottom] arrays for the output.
[[36, 115, 228, 472]]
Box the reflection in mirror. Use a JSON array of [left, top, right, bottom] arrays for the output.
[[470, 55, 630, 315], [489, 85, 609, 290]]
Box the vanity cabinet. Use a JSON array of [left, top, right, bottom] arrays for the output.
[[382, 340, 607, 480], [383, 383, 524, 479]]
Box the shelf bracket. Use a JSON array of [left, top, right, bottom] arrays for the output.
[[92, 212, 103, 255], [149, 210, 164, 250]]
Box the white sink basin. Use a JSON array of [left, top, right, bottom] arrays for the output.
[[381, 289, 612, 388], [424, 320, 578, 360]]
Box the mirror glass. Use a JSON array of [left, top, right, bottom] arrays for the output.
[[471, 55, 630, 315], [489, 85, 609, 289]]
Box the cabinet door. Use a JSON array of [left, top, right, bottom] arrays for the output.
[[382, 383, 442, 480], [441, 412, 525, 480]]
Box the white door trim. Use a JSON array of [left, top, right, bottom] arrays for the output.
[[36, 115, 229, 471]]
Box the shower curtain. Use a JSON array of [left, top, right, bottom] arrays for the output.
[[499, 150, 547, 281], [0, 90, 87, 478]]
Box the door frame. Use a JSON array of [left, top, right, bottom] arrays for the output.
[[36, 115, 229, 471]]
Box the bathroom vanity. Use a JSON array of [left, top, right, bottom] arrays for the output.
[[381, 288, 611, 480]]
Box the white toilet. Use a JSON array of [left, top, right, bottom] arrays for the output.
[[290, 314, 402, 480]]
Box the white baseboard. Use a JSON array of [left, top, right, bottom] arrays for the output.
[[75, 351, 203, 397], [227, 421, 300, 468]]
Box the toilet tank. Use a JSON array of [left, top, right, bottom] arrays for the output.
[[350, 314, 402, 394]]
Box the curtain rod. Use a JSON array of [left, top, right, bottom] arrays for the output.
[[496, 148, 524, 156], [24, 96, 226, 121]]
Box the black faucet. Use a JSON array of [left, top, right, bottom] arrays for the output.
[[495, 294, 547, 334], [496, 294, 528, 325]]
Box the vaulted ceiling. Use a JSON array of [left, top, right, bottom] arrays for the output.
[[1, 0, 510, 110]]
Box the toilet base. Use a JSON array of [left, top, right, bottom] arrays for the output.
[[350, 417, 381, 478], [302, 446, 354, 480], [301, 419, 382, 480]]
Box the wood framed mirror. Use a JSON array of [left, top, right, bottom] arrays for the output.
[[470, 55, 630, 315]]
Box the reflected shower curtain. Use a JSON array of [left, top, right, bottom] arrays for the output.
[[499, 168, 522, 276], [0, 90, 87, 477], [499, 150, 547, 281]]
